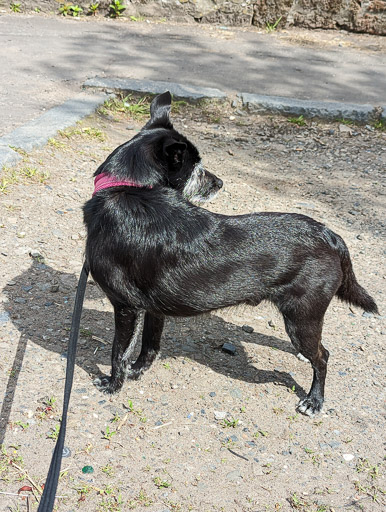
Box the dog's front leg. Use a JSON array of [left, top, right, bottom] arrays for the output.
[[94, 306, 143, 394], [128, 312, 165, 378]]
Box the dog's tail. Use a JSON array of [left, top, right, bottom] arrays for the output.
[[328, 231, 379, 314]]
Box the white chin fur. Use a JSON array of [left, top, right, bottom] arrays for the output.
[[182, 162, 203, 201], [189, 189, 219, 205]]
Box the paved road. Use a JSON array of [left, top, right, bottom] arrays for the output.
[[1, 14, 385, 137]]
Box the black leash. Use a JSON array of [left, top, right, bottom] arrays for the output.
[[37, 263, 89, 512]]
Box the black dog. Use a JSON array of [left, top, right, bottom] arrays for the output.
[[83, 92, 378, 416]]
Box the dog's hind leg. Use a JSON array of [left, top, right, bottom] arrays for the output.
[[94, 305, 143, 394], [128, 313, 165, 379], [282, 312, 329, 416]]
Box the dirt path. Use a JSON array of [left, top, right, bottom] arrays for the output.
[[0, 98, 385, 511]]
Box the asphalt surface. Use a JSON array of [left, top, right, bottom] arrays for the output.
[[0, 13, 385, 145]]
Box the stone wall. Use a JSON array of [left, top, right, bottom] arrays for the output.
[[9, 0, 386, 35]]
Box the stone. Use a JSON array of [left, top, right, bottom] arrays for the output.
[[339, 124, 352, 135], [226, 469, 242, 481], [214, 410, 227, 420], [222, 342, 236, 355], [229, 388, 242, 399], [0, 311, 10, 324]]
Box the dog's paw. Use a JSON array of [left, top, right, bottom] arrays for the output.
[[93, 376, 120, 395], [297, 396, 323, 417], [296, 352, 310, 363], [125, 367, 142, 381]]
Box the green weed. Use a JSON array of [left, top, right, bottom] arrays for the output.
[[356, 458, 382, 479], [171, 100, 188, 114], [10, 2, 21, 12], [59, 126, 106, 140], [127, 489, 153, 509], [101, 464, 115, 477], [102, 426, 117, 440], [266, 16, 282, 33], [88, 2, 99, 15], [109, 0, 126, 18], [59, 3, 73, 16], [253, 430, 269, 438], [373, 118, 385, 131], [47, 424, 61, 440], [222, 417, 239, 428], [153, 476, 171, 488], [99, 94, 150, 120], [70, 4, 83, 16], [14, 421, 29, 430], [0, 178, 9, 194], [48, 137, 67, 149], [59, 3, 83, 16], [288, 115, 306, 126]]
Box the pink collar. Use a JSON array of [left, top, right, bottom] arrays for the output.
[[93, 172, 145, 196]]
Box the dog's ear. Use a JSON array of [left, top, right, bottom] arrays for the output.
[[149, 92, 172, 127], [163, 139, 187, 165]]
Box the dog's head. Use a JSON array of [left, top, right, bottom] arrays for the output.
[[95, 92, 223, 203]]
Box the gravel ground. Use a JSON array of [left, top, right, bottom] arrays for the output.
[[0, 97, 385, 511]]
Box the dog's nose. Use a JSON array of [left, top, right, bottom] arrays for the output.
[[216, 177, 223, 189]]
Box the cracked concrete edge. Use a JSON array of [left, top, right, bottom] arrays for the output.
[[239, 93, 386, 123], [85, 78, 385, 122], [0, 92, 109, 170], [2, 79, 385, 171], [83, 77, 227, 101]]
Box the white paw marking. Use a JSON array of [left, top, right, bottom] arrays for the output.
[[297, 398, 322, 417], [93, 377, 104, 389], [297, 353, 310, 363]]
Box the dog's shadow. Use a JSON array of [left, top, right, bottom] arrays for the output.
[[1, 261, 305, 442]]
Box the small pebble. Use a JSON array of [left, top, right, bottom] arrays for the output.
[[222, 342, 236, 355], [343, 454, 355, 462], [226, 469, 242, 481], [214, 410, 227, 420]]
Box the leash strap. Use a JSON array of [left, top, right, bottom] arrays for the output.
[[38, 263, 89, 511]]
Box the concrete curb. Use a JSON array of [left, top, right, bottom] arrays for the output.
[[0, 92, 109, 170], [85, 78, 385, 122], [239, 93, 385, 123], [1, 78, 384, 171], [84, 77, 227, 101]]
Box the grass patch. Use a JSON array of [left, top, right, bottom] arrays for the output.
[[99, 94, 150, 120], [0, 165, 50, 194], [127, 489, 153, 509], [373, 118, 385, 131], [59, 124, 106, 141], [48, 137, 67, 149], [337, 118, 353, 125], [288, 115, 306, 126]]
